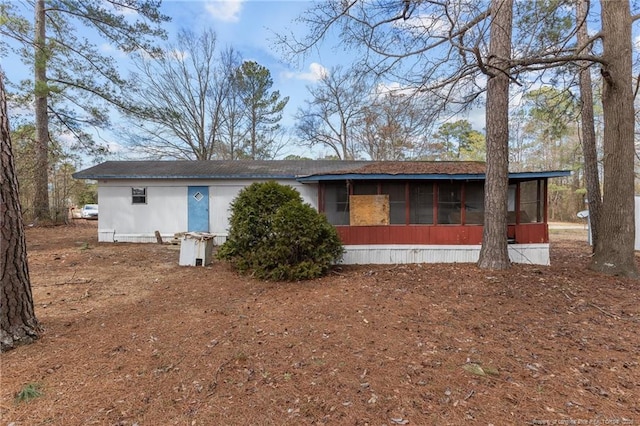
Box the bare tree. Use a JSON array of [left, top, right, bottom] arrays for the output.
[[294, 65, 367, 159], [1, 71, 40, 352], [357, 90, 436, 160], [123, 29, 234, 160], [283, 1, 514, 267], [296, 67, 436, 160]]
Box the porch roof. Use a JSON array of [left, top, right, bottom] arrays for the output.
[[296, 170, 571, 182]]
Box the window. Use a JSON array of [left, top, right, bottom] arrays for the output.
[[438, 181, 462, 224], [321, 180, 498, 227], [381, 182, 406, 224], [324, 183, 349, 225], [464, 182, 484, 224], [409, 183, 433, 224], [352, 182, 378, 195], [520, 180, 541, 223], [507, 184, 517, 223], [132, 187, 147, 204]]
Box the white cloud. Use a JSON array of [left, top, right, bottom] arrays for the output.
[[374, 81, 418, 96], [394, 13, 448, 38], [205, 0, 244, 23], [99, 43, 125, 58], [282, 62, 328, 82], [103, 0, 139, 16], [168, 49, 189, 61]]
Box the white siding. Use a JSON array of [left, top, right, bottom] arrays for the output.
[[98, 181, 188, 242], [341, 244, 550, 266], [97, 179, 318, 243]]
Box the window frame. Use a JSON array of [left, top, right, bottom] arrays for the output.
[[132, 187, 147, 205]]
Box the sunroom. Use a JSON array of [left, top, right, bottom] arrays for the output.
[[297, 162, 570, 265]]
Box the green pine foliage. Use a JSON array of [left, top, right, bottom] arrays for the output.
[[218, 181, 344, 281]]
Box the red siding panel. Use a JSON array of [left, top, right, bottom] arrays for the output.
[[336, 224, 498, 245], [336, 224, 547, 245], [514, 223, 548, 243]]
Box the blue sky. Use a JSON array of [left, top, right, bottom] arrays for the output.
[[7, 0, 628, 163], [155, 0, 352, 158], [2, 0, 354, 161], [154, 1, 333, 156]]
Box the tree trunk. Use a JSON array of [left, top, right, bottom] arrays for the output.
[[590, 0, 638, 277], [478, 0, 513, 270], [34, 0, 50, 221], [0, 71, 41, 352], [576, 0, 602, 251]]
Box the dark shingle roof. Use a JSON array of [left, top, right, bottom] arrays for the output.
[[72, 160, 488, 180], [73, 160, 571, 181]]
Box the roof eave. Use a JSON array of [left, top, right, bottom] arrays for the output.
[[72, 173, 298, 180], [296, 170, 571, 183]]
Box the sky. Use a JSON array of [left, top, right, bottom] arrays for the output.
[[185, 0, 487, 133], [2, 0, 371, 162], [6, 0, 631, 164], [147, 0, 335, 157]]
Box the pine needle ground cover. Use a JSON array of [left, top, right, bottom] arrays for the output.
[[1, 222, 638, 424]]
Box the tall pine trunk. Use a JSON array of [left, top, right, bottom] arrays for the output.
[[478, 0, 513, 270], [591, 0, 638, 277], [34, 0, 50, 221], [576, 0, 602, 251], [1, 71, 41, 352]]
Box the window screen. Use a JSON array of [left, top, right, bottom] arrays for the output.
[[409, 183, 434, 224], [464, 182, 484, 224], [438, 181, 462, 224], [381, 182, 406, 224], [520, 180, 541, 223], [323, 183, 349, 225]]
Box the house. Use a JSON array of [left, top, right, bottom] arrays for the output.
[[72, 160, 570, 265]]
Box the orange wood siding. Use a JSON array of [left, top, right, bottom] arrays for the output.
[[513, 223, 548, 243], [336, 223, 548, 245]]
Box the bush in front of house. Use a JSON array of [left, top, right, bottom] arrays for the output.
[[217, 181, 344, 281]]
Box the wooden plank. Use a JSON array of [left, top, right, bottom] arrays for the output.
[[350, 195, 389, 226]]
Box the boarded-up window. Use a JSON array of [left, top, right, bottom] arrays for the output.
[[350, 195, 389, 226]]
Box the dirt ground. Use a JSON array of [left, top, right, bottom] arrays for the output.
[[1, 222, 639, 425]]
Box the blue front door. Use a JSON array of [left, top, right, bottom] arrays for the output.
[[188, 186, 209, 232]]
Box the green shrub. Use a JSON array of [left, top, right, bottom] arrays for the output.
[[218, 182, 344, 280]]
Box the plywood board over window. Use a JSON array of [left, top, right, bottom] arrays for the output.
[[350, 195, 389, 226]]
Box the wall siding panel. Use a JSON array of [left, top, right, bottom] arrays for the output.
[[342, 244, 550, 265]]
